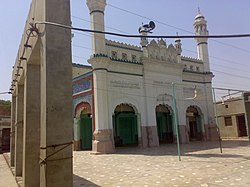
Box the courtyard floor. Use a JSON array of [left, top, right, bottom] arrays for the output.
[[1, 139, 250, 187], [73, 139, 250, 187]]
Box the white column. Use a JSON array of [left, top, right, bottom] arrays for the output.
[[22, 64, 40, 187], [39, 0, 73, 186], [10, 95, 16, 167], [15, 84, 24, 177]]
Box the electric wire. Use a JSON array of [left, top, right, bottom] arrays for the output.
[[71, 19, 250, 71], [105, 2, 250, 54], [72, 28, 250, 77], [72, 25, 250, 76], [183, 48, 250, 68], [10, 21, 250, 97], [212, 70, 250, 80], [72, 15, 129, 34], [35, 21, 250, 39], [0, 92, 11, 95]]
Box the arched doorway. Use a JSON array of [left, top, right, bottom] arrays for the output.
[[156, 104, 173, 144], [186, 106, 203, 141], [79, 103, 92, 150], [113, 104, 138, 147]]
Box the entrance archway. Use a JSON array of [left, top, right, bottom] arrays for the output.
[[113, 104, 138, 147], [78, 102, 92, 150], [186, 106, 203, 141], [156, 104, 173, 144]]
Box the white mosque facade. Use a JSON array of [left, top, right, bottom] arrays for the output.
[[72, 0, 218, 153]]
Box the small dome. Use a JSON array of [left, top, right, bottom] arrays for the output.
[[195, 8, 205, 21], [175, 38, 181, 43], [195, 13, 205, 20]]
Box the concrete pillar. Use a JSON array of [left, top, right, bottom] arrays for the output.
[[91, 64, 114, 154], [22, 64, 40, 187], [15, 84, 24, 177], [10, 95, 16, 167], [39, 0, 73, 186], [146, 103, 159, 147]]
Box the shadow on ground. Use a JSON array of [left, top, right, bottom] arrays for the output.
[[183, 153, 250, 160], [73, 174, 100, 187], [113, 139, 250, 157]]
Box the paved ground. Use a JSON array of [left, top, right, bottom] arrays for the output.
[[0, 155, 17, 187], [1, 139, 250, 187], [73, 139, 250, 187]]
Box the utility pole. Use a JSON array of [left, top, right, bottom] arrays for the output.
[[172, 82, 181, 161], [242, 92, 250, 141], [212, 88, 223, 153]]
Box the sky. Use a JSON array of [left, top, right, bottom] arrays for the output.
[[1, 0, 250, 101]]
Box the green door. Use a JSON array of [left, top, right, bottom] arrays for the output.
[[157, 112, 173, 143], [166, 114, 173, 143], [115, 113, 138, 146], [80, 115, 92, 150], [157, 112, 164, 143]]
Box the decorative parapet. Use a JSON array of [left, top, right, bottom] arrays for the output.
[[91, 52, 142, 65], [106, 39, 142, 52], [146, 39, 179, 63], [181, 56, 203, 63], [109, 57, 142, 65], [93, 53, 109, 58], [183, 69, 213, 75]]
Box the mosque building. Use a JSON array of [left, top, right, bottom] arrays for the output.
[[72, 0, 218, 153]]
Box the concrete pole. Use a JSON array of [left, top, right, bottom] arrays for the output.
[[212, 88, 223, 153], [242, 92, 250, 141], [15, 84, 24, 177], [171, 82, 181, 161], [22, 64, 40, 187], [10, 95, 16, 167], [39, 0, 73, 186]]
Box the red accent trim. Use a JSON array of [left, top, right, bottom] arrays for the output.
[[75, 102, 91, 116], [72, 75, 92, 84], [72, 90, 92, 99], [73, 74, 95, 134]]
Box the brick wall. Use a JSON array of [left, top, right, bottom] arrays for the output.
[[0, 105, 11, 116]]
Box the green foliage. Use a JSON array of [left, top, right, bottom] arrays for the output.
[[0, 100, 11, 107]]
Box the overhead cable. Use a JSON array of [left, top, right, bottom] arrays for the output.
[[35, 21, 250, 39]]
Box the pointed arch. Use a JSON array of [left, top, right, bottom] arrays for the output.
[[186, 105, 203, 141], [155, 104, 174, 144], [113, 103, 139, 147]]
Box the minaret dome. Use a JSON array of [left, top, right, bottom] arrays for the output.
[[193, 9, 210, 72]]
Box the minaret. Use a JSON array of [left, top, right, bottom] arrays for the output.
[[194, 9, 210, 72], [175, 34, 182, 63], [140, 30, 149, 57], [86, 0, 106, 55], [86, 0, 114, 154]]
